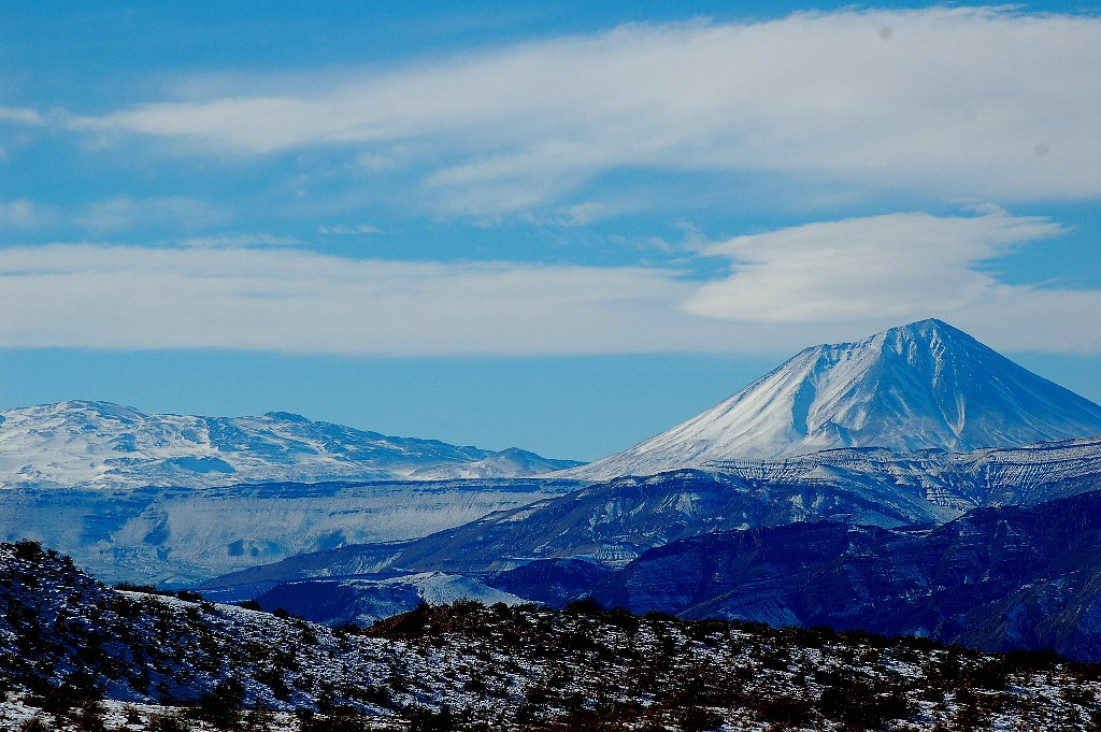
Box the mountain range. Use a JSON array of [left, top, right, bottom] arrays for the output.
[[0, 402, 583, 584], [5, 317, 1101, 661], [0, 399, 581, 490], [194, 319, 1101, 659], [596, 487, 1101, 660]]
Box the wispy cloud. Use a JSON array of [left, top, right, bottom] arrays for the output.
[[75, 8, 1101, 215], [175, 234, 300, 249], [74, 196, 231, 233], [0, 107, 42, 125], [317, 224, 382, 236], [0, 200, 55, 229]]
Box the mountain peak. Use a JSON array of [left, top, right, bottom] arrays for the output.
[[562, 320, 1101, 480], [882, 317, 975, 347]]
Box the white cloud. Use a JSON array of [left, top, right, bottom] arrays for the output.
[[74, 8, 1101, 213], [680, 209, 1101, 352], [74, 196, 230, 232], [683, 210, 1066, 322]]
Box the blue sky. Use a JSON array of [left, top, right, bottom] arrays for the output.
[[1, 1, 1099, 459]]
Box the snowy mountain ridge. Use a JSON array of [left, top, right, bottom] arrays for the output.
[[562, 319, 1101, 480], [0, 400, 581, 489]]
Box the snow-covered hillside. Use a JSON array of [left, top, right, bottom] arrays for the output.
[[563, 319, 1101, 480], [4, 540, 1100, 730], [0, 400, 581, 489]]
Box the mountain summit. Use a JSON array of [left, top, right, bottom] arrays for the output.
[[564, 319, 1101, 479]]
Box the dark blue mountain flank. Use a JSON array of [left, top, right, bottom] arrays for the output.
[[486, 488, 1101, 661]]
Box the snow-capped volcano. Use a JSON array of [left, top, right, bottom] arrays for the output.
[[0, 400, 581, 489], [563, 319, 1101, 479]]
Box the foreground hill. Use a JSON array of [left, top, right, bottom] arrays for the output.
[[3, 541, 1101, 731], [562, 319, 1101, 480], [0, 400, 581, 489]]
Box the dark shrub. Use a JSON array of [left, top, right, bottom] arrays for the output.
[[12, 540, 43, 561], [820, 682, 913, 729], [1002, 648, 1065, 671], [197, 676, 245, 727], [606, 606, 640, 634], [757, 695, 816, 725], [77, 700, 107, 732], [301, 709, 369, 732], [408, 705, 456, 732], [115, 581, 157, 592], [564, 596, 604, 616], [678, 706, 724, 732], [643, 610, 678, 623]]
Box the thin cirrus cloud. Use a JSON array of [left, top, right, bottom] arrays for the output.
[[0, 243, 732, 356], [0, 197, 228, 235], [0, 200, 54, 230], [73, 7, 1101, 214], [73, 196, 231, 233], [317, 224, 382, 236], [0, 107, 41, 125]]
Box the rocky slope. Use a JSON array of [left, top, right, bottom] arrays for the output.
[[562, 319, 1101, 480], [3, 541, 1101, 731]]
